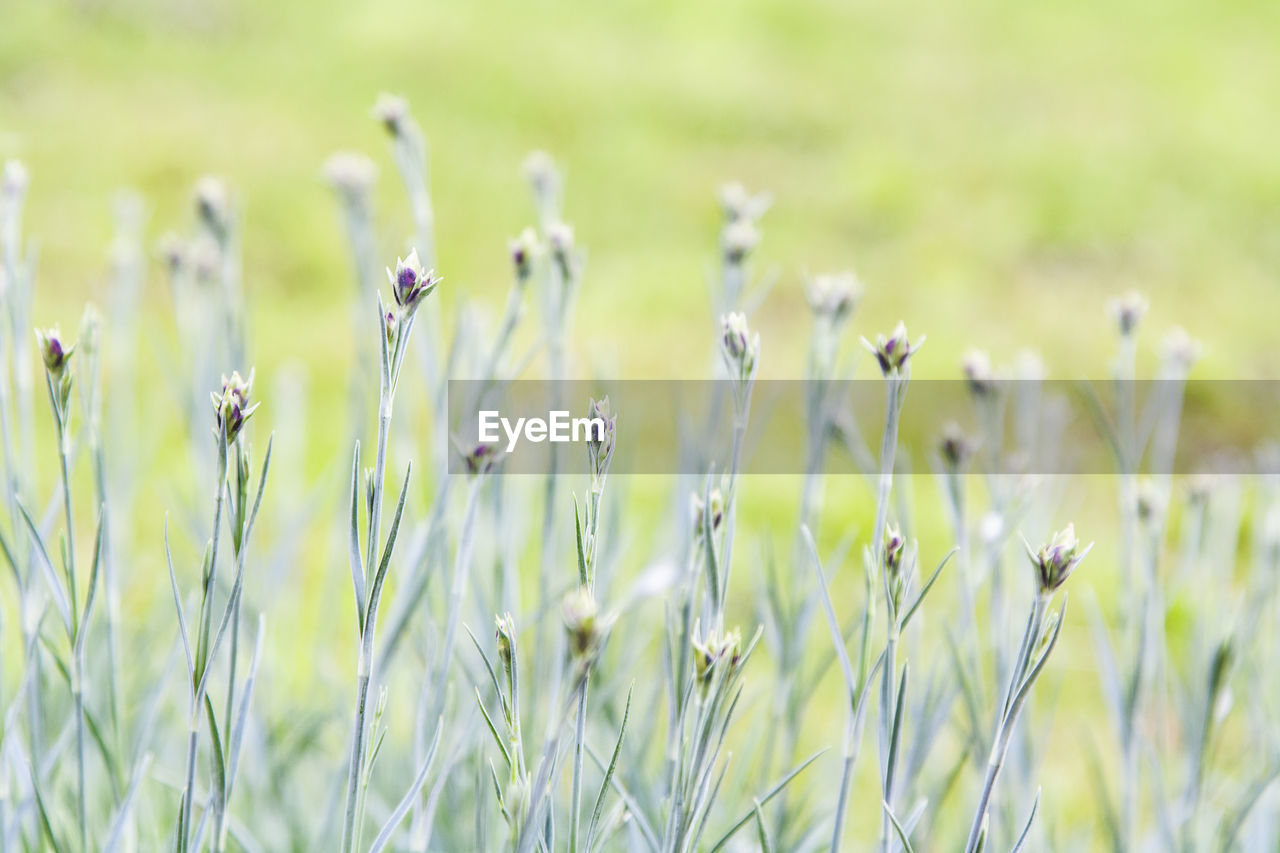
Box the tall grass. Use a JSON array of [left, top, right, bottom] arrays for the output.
[[0, 94, 1277, 853]]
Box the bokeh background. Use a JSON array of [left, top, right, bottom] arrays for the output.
[[4, 0, 1280, 846]]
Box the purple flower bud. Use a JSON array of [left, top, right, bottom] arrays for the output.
[[509, 227, 539, 280], [211, 370, 260, 444], [385, 249, 440, 313], [863, 322, 924, 377], [720, 312, 758, 376], [691, 624, 742, 686], [461, 442, 498, 476], [884, 524, 906, 575], [1025, 524, 1091, 593], [35, 326, 74, 376]]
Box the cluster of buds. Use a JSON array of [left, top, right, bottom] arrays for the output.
[[806, 271, 861, 329], [562, 587, 605, 662], [194, 176, 232, 242], [509, 226, 539, 282], [962, 349, 996, 398], [863, 322, 924, 377], [372, 93, 411, 138], [586, 396, 616, 485], [323, 152, 378, 205], [1109, 291, 1148, 338], [938, 422, 972, 472], [386, 249, 441, 317], [720, 312, 759, 382], [691, 624, 742, 689], [691, 488, 724, 533], [211, 370, 260, 444], [1024, 524, 1091, 594]]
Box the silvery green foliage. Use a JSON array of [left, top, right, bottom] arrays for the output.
[[3, 123, 1280, 853]]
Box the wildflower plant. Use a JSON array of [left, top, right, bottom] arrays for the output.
[[9, 106, 1280, 853]]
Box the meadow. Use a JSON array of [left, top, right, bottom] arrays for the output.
[[2, 0, 1280, 850]]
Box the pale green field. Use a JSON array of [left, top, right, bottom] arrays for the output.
[[3, 0, 1278, 847]]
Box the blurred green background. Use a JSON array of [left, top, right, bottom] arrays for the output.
[[3, 0, 1278, 843], [5, 0, 1280, 385]]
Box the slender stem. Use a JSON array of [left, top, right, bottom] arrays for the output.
[[569, 680, 588, 853], [965, 594, 1047, 853], [182, 440, 228, 852], [341, 663, 373, 853], [341, 386, 392, 853]]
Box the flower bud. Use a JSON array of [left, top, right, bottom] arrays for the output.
[[691, 488, 724, 532], [720, 219, 759, 265], [863, 322, 924, 377], [806, 272, 861, 328], [509, 227, 539, 281], [586, 396, 616, 483], [323, 152, 378, 203], [384, 309, 398, 348], [210, 370, 260, 444], [1161, 327, 1201, 374], [372, 93, 411, 137], [35, 326, 74, 377], [691, 624, 742, 687], [546, 222, 575, 271], [962, 349, 996, 397], [562, 587, 602, 660], [884, 524, 905, 574], [194, 176, 231, 239], [939, 422, 972, 472], [460, 442, 498, 477], [523, 151, 560, 202], [385, 249, 440, 314], [717, 181, 770, 225], [1109, 291, 1148, 337], [79, 305, 102, 359], [1025, 524, 1091, 594], [720, 312, 758, 377], [494, 612, 517, 675]]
